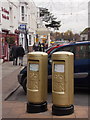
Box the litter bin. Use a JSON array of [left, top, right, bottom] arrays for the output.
[[27, 52, 48, 113], [52, 51, 74, 115]]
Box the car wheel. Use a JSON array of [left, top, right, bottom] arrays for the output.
[[22, 77, 27, 93]]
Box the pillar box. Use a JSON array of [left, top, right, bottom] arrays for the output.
[[27, 52, 48, 113], [52, 51, 74, 116]]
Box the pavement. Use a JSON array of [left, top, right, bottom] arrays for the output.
[[1, 54, 89, 119], [2, 54, 27, 101]]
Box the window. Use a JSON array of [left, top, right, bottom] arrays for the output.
[[0, 2, 1, 24], [0, 12, 1, 24], [9, 7, 13, 26], [60, 46, 74, 53], [21, 6, 24, 21], [49, 45, 74, 58], [28, 35, 31, 45], [75, 44, 88, 60], [20, 5, 27, 22], [55, 45, 74, 54], [88, 45, 90, 59], [82, 37, 85, 41]]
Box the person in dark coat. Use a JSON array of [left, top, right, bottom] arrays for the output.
[[42, 43, 45, 52], [33, 42, 37, 51], [17, 44, 25, 66], [38, 42, 42, 51], [10, 44, 18, 65]]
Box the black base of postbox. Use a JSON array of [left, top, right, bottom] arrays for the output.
[[27, 101, 47, 113], [52, 104, 74, 116]]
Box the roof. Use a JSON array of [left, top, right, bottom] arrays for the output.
[[80, 27, 90, 35]]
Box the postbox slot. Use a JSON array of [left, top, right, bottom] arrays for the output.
[[53, 60, 65, 62], [28, 59, 39, 62]]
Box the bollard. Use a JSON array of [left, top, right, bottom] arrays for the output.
[[52, 51, 74, 116], [27, 52, 48, 113]]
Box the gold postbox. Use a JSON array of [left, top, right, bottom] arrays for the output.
[[27, 52, 48, 113], [52, 51, 74, 115]]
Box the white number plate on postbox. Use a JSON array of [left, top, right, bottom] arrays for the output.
[[29, 64, 39, 71], [54, 64, 64, 73]]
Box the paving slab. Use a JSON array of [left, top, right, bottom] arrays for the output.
[[2, 87, 89, 119]]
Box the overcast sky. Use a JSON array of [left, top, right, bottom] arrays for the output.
[[33, 0, 89, 34]]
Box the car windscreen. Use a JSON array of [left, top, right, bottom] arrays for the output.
[[48, 44, 73, 58]]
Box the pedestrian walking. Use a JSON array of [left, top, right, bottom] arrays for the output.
[[10, 44, 18, 65], [38, 42, 42, 51], [17, 44, 25, 66], [42, 43, 45, 52], [33, 42, 37, 51], [45, 43, 48, 49]]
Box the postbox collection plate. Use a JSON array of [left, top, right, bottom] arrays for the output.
[[29, 63, 39, 71], [53, 61, 65, 94]]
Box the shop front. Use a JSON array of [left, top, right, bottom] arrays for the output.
[[0, 32, 19, 62], [36, 27, 51, 46]]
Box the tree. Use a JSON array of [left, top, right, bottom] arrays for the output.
[[64, 30, 74, 41], [39, 7, 61, 30], [73, 34, 80, 41], [45, 21, 61, 30], [50, 30, 80, 42]]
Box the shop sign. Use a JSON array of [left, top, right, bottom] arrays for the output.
[[18, 24, 26, 30]]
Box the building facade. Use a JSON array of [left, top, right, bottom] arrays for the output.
[[18, 0, 37, 52], [80, 27, 90, 41], [88, 1, 90, 27], [0, 0, 19, 61], [0, 0, 38, 61]]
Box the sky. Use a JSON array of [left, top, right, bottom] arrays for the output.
[[33, 0, 89, 34]]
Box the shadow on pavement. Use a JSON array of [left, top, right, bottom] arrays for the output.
[[6, 86, 89, 107]]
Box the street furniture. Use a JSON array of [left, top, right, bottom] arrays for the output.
[[52, 51, 74, 115], [27, 52, 48, 113]]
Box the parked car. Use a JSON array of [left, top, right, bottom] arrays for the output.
[[46, 44, 67, 54], [18, 41, 90, 92]]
